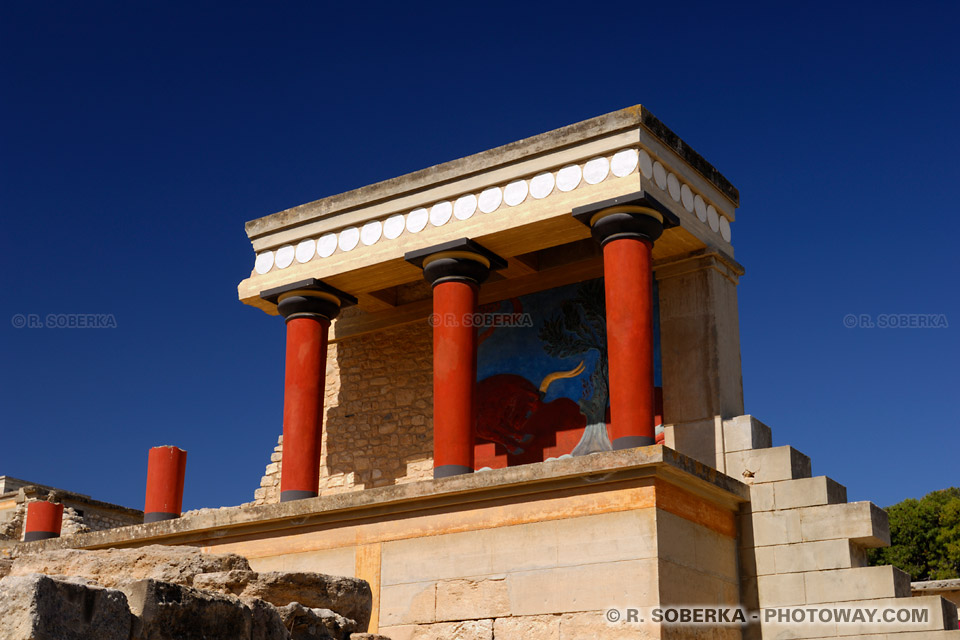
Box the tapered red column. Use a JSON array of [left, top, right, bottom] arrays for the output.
[[262, 279, 356, 502], [406, 239, 506, 479], [574, 193, 669, 450], [144, 445, 187, 522], [23, 501, 63, 542], [432, 279, 479, 477]]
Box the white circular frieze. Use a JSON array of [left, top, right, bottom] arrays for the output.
[[680, 184, 694, 212], [638, 149, 653, 179], [583, 157, 610, 185], [361, 221, 382, 245], [530, 172, 555, 199], [694, 195, 707, 222], [338, 227, 360, 251], [653, 161, 667, 190], [454, 194, 477, 220], [478, 187, 502, 213], [384, 215, 405, 239], [254, 251, 274, 275], [556, 164, 581, 192], [504, 180, 528, 206], [719, 217, 731, 242], [317, 233, 337, 258], [275, 245, 295, 269], [667, 173, 681, 202], [430, 201, 453, 226], [295, 239, 316, 263], [611, 149, 638, 177], [707, 205, 720, 232], [406, 208, 429, 233]]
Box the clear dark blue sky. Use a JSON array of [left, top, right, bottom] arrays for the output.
[[1, 2, 957, 512]]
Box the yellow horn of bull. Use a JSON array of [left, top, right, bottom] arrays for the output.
[[539, 361, 586, 394]]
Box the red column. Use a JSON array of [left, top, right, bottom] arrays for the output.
[[280, 315, 329, 501], [603, 237, 656, 448], [23, 501, 63, 542], [144, 445, 187, 522], [432, 280, 479, 477]]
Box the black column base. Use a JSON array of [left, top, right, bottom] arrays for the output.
[[280, 489, 318, 502], [23, 530, 59, 542], [144, 511, 180, 523], [434, 464, 474, 479]]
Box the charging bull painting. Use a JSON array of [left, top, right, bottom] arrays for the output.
[[474, 278, 662, 470]]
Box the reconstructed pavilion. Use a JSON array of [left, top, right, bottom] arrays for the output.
[[10, 106, 959, 640]]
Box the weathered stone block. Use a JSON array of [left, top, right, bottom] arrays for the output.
[[379, 618, 493, 640], [773, 476, 847, 510], [508, 559, 659, 615], [799, 501, 890, 547], [9, 545, 251, 589], [122, 579, 253, 640], [0, 573, 132, 640], [746, 482, 775, 512], [756, 572, 806, 607], [742, 508, 803, 547], [194, 570, 372, 631], [803, 565, 912, 604], [722, 415, 772, 452], [772, 539, 866, 575], [493, 614, 560, 639], [559, 611, 660, 640], [379, 581, 437, 626], [725, 446, 811, 484], [277, 602, 358, 640], [435, 577, 509, 621]]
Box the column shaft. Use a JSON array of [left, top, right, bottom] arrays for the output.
[[144, 445, 187, 522], [604, 237, 656, 448], [280, 315, 329, 501], [23, 501, 63, 542], [432, 280, 478, 477]]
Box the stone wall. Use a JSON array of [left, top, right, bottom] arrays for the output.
[[0, 489, 142, 542], [252, 318, 434, 505]]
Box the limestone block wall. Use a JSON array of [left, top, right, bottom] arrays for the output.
[[252, 318, 434, 505]]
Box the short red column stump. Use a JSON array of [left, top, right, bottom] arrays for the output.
[[24, 501, 64, 542], [144, 445, 187, 523]]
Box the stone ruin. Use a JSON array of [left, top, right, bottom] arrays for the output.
[[0, 545, 390, 640]]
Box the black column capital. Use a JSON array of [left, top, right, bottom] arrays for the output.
[[405, 238, 507, 287], [260, 278, 357, 322], [572, 191, 679, 247]]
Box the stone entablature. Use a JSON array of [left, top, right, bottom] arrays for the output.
[[238, 106, 739, 317]]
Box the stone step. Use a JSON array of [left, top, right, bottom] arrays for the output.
[[740, 539, 868, 577], [726, 446, 812, 484], [723, 415, 774, 452], [799, 502, 891, 548], [757, 595, 959, 639], [747, 476, 848, 514], [805, 566, 912, 604]]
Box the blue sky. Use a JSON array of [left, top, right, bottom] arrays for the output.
[[1, 2, 957, 511]]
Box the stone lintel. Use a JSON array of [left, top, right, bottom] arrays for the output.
[[245, 106, 739, 242], [13, 446, 748, 555]]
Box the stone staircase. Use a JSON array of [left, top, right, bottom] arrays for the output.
[[724, 415, 960, 640]]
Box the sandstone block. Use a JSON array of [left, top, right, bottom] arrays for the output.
[[379, 619, 493, 640], [747, 482, 775, 512], [0, 573, 132, 640], [493, 615, 560, 640], [772, 539, 867, 575], [379, 581, 437, 626], [742, 508, 803, 547], [559, 611, 660, 640], [799, 502, 890, 547], [803, 565, 912, 604], [756, 572, 806, 607], [773, 476, 847, 510], [10, 545, 251, 589], [722, 415, 773, 452], [725, 446, 811, 484], [435, 577, 509, 621]]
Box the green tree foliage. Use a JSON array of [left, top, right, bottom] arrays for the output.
[[869, 487, 960, 581]]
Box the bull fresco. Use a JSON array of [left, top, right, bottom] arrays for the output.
[[474, 277, 662, 469]]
